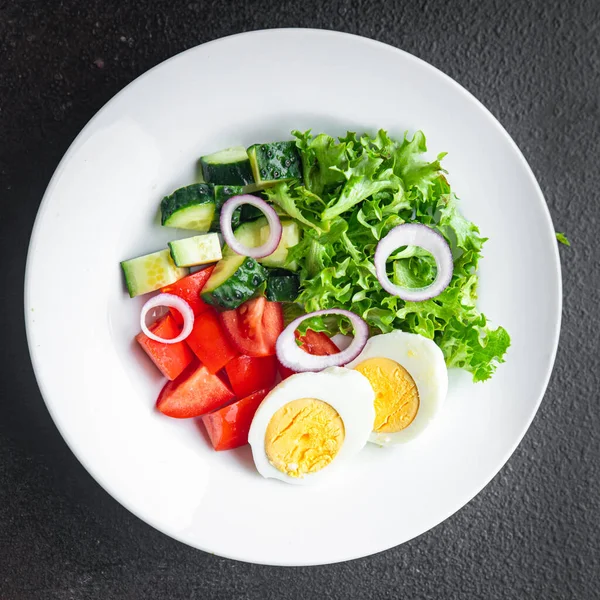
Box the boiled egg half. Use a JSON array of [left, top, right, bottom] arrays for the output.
[[248, 367, 375, 484], [346, 331, 448, 446]]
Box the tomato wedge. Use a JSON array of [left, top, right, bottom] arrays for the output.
[[202, 389, 269, 451], [296, 329, 340, 355], [136, 314, 195, 380], [185, 308, 239, 374], [161, 267, 214, 325], [278, 329, 340, 380], [225, 354, 277, 399], [157, 363, 235, 418], [220, 297, 284, 358]]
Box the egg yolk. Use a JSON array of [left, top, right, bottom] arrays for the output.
[[264, 398, 345, 478], [354, 357, 419, 433]]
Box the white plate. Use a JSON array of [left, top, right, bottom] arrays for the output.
[[25, 29, 561, 566]]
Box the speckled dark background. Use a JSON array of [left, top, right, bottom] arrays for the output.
[[1, 0, 599, 598]]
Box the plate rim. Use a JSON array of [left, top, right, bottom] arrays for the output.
[[24, 27, 562, 565]]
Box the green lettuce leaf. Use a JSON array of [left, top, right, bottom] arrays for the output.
[[394, 130, 448, 195], [293, 130, 348, 195], [262, 182, 325, 232], [322, 155, 402, 220], [268, 129, 510, 381]]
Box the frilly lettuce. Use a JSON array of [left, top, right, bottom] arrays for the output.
[[263, 129, 510, 382]]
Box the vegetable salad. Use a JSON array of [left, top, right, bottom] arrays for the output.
[[120, 129, 511, 481]]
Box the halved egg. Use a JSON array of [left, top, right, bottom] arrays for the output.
[[346, 331, 448, 446], [248, 367, 375, 485]]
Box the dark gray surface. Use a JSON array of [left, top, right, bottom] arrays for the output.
[[1, 0, 598, 598]]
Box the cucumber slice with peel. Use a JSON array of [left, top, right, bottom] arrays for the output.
[[200, 147, 254, 186], [211, 185, 245, 232], [260, 220, 300, 269], [121, 249, 188, 298], [168, 233, 222, 268], [247, 142, 302, 188], [214, 185, 246, 209], [265, 269, 300, 302], [201, 255, 268, 310], [161, 184, 216, 231], [228, 219, 263, 251], [225, 217, 300, 270], [211, 186, 268, 232]]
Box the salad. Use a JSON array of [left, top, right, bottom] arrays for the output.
[[121, 129, 510, 484]]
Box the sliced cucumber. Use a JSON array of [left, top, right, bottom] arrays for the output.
[[161, 184, 216, 231], [214, 185, 246, 209], [228, 219, 263, 250], [203, 254, 245, 293], [212, 191, 271, 233], [225, 217, 301, 270], [261, 219, 300, 269], [202, 255, 268, 310], [121, 249, 188, 298], [240, 202, 266, 222], [212, 186, 264, 232], [247, 141, 302, 188], [211, 185, 246, 232], [200, 147, 254, 186], [265, 269, 300, 302], [168, 233, 222, 268]]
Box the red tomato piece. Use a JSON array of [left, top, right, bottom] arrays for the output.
[[225, 355, 277, 399], [185, 309, 239, 374], [202, 389, 269, 451], [278, 361, 296, 381], [136, 314, 195, 380], [161, 267, 214, 325], [296, 329, 340, 356], [277, 329, 340, 380], [220, 297, 284, 358], [157, 363, 235, 418]]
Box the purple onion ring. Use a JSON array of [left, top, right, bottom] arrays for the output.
[[140, 293, 194, 344], [374, 223, 453, 302], [276, 309, 369, 373], [220, 195, 282, 259]]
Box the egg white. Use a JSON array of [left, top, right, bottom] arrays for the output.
[[248, 367, 375, 485], [346, 331, 448, 446]]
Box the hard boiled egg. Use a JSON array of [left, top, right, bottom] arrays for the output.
[[346, 331, 448, 446], [248, 367, 375, 485]]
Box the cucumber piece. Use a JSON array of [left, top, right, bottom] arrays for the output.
[[224, 217, 300, 270], [161, 184, 216, 231], [265, 269, 300, 302], [227, 219, 263, 250], [247, 141, 302, 188], [214, 185, 246, 210], [202, 255, 268, 310], [260, 219, 300, 269], [168, 233, 222, 268], [212, 192, 270, 233], [200, 147, 254, 186], [240, 202, 266, 222], [121, 249, 188, 298], [211, 185, 246, 232], [212, 186, 264, 232]]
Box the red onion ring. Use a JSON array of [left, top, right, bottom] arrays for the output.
[[276, 309, 369, 372], [220, 195, 282, 259], [374, 223, 453, 301], [141, 293, 194, 344]]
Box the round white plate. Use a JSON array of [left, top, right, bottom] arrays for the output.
[[25, 29, 561, 566]]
